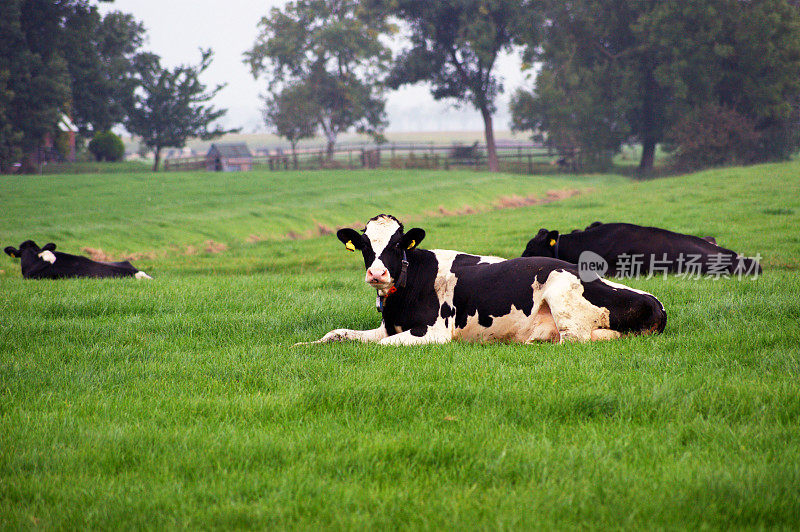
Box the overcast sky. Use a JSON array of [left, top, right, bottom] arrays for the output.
[[99, 0, 530, 133]]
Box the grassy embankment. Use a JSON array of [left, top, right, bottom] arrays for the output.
[[1, 162, 799, 528]]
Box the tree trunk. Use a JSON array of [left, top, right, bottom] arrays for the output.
[[291, 141, 298, 169], [480, 106, 499, 172], [638, 62, 658, 174], [639, 137, 656, 174], [152, 146, 161, 172], [325, 139, 335, 161]]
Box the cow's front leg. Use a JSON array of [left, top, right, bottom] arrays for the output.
[[294, 325, 388, 346], [542, 271, 610, 342], [379, 327, 451, 346]]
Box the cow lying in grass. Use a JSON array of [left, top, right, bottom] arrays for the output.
[[4, 240, 151, 279], [522, 222, 761, 277], [299, 214, 666, 346]]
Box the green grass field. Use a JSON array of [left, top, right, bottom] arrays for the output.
[[2, 162, 799, 529]]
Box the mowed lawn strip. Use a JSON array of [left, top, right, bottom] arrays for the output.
[[1, 161, 799, 528]]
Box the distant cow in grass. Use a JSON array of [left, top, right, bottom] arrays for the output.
[[297, 214, 666, 346], [522, 222, 760, 277], [4, 240, 151, 280]]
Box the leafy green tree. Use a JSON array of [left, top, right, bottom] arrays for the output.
[[0, 0, 145, 172], [125, 50, 233, 171], [0, 68, 23, 171], [512, 0, 800, 172], [245, 0, 390, 159], [88, 130, 125, 162], [511, 1, 665, 171], [665, 103, 762, 170], [376, 0, 539, 172], [62, 7, 146, 135], [645, 0, 800, 163], [0, 0, 71, 172], [510, 65, 632, 170], [263, 83, 318, 168], [124, 50, 235, 171]]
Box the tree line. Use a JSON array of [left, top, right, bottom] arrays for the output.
[[2, 0, 799, 174], [250, 0, 800, 173], [0, 0, 233, 172]]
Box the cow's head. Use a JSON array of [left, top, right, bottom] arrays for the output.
[[336, 214, 425, 290], [522, 228, 559, 257], [4, 240, 57, 263]]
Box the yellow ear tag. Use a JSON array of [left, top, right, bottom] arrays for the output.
[[549, 239, 556, 247], [406, 240, 416, 250], [345, 240, 355, 252]]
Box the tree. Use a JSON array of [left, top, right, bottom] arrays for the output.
[[644, 0, 800, 162], [124, 50, 235, 171], [62, 7, 146, 135], [511, 1, 665, 171], [511, 0, 800, 172], [0, 0, 146, 172], [0, 0, 71, 172], [0, 68, 23, 171], [263, 83, 318, 168], [665, 103, 761, 170], [245, 0, 390, 159], [376, 0, 540, 172], [88, 130, 125, 162], [510, 65, 632, 170]]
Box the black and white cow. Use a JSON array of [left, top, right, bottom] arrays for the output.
[[4, 240, 151, 280], [522, 222, 761, 276], [299, 214, 666, 346]]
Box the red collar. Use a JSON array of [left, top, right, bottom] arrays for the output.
[[376, 286, 397, 313]]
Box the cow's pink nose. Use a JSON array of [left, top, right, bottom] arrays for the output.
[[367, 268, 388, 279]]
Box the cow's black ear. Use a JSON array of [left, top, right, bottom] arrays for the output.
[[4, 246, 19, 258], [42, 243, 56, 252], [546, 230, 559, 248], [400, 228, 425, 250], [532, 228, 550, 243], [337, 228, 364, 252]]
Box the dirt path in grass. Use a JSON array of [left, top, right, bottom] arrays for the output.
[[81, 188, 586, 261], [279, 188, 586, 241]]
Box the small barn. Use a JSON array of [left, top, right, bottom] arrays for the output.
[[206, 143, 253, 172]]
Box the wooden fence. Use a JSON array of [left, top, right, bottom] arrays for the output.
[[164, 142, 580, 174]]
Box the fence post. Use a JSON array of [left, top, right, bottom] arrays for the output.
[[528, 154, 533, 175]]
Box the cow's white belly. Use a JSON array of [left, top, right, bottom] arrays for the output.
[[453, 301, 559, 343]]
